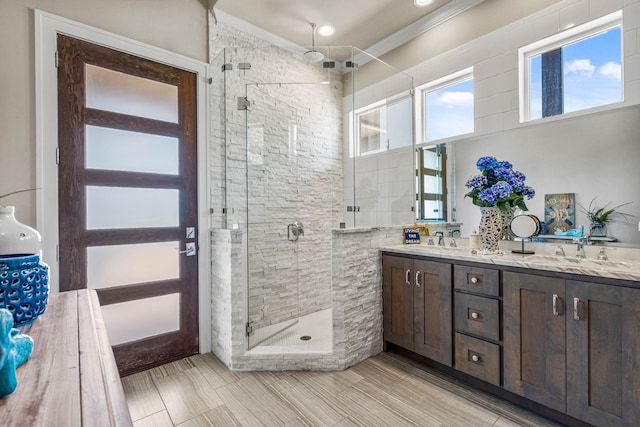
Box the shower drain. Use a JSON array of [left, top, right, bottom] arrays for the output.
[[300, 335, 312, 341]]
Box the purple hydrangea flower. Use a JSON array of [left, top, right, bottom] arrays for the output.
[[478, 188, 497, 204], [476, 156, 498, 172], [465, 156, 535, 210], [492, 181, 513, 198], [465, 175, 488, 189], [523, 186, 535, 199]]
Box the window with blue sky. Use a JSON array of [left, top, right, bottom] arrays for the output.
[[423, 77, 474, 142], [525, 12, 622, 121]]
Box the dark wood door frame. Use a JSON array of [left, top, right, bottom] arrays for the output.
[[57, 34, 199, 375]]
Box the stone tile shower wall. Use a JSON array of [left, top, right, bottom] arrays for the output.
[[209, 21, 344, 331]]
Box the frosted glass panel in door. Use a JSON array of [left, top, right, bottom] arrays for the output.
[[87, 241, 180, 288], [85, 64, 178, 123], [100, 293, 180, 345], [85, 125, 179, 174], [86, 186, 179, 229]]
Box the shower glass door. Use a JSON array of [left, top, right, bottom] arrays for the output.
[[246, 84, 300, 349]]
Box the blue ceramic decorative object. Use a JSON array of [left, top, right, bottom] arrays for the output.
[[0, 308, 34, 398], [0, 254, 49, 327]]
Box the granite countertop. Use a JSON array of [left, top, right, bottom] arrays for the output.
[[381, 241, 640, 283]]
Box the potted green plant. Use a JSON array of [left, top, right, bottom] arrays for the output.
[[578, 197, 636, 237]]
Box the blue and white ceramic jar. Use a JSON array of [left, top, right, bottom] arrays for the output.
[[0, 206, 49, 326]]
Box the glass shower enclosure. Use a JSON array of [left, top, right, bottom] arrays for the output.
[[212, 44, 415, 355], [213, 47, 339, 351]]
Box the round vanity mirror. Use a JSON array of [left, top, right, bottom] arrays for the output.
[[510, 214, 541, 254]]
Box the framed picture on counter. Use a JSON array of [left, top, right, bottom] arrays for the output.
[[544, 193, 575, 233]]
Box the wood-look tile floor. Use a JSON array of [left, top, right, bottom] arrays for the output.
[[122, 351, 564, 427]]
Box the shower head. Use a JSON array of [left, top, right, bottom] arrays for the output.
[[303, 23, 325, 63], [303, 50, 325, 62]]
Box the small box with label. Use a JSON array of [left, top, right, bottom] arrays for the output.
[[404, 228, 421, 244]]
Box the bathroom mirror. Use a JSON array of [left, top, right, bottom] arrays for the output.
[[510, 214, 541, 254]]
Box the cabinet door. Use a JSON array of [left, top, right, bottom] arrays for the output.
[[503, 271, 566, 412], [566, 280, 640, 427], [413, 259, 452, 366], [382, 255, 414, 349]]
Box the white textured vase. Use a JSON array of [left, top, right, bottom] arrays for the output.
[[479, 207, 503, 252], [0, 206, 41, 256]]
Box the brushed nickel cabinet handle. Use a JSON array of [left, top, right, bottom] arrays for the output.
[[405, 269, 411, 286], [471, 354, 480, 362], [573, 297, 581, 320], [470, 276, 479, 284], [552, 294, 559, 316], [415, 271, 421, 287], [470, 312, 479, 319]]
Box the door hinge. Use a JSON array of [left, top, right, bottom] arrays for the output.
[[245, 321, 254, 337], [55, 147, 60, 165], [55, 51, 59, 68], [237, 97, 253, 111]]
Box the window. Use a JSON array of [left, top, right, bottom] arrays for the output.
[[416, 145, 447, 221], [520, 11, 622, 121], [354, 95, 412, 156], [416, 68, 474, 143]]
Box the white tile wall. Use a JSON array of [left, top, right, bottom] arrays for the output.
[[349, 0, 640, 243]]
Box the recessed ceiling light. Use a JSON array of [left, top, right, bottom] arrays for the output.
[[318, 25, 335, 37], [414, 0, 434, 7]]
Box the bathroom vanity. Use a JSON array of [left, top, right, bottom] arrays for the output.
[[381, 244, 640, 427]]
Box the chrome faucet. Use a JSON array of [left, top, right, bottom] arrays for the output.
[[573, 237, 586, 259], [435, 231, 445, 246], [449, 238, 457, 248], [555, 245, 566, 257]]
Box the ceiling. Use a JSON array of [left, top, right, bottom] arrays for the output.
[[212, 0, 485, 55]]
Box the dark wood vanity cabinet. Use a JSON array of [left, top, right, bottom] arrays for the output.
[[382, 254, 453, 366], [565, 280, 640, 427], [503, 272, 567, 412], [383, 251, 640, 427], [504, 272, 640, 427], [453, 265, 501, 386]]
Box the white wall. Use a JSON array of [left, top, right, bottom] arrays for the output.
[[0, 0, 207, 226], [350, 0, 640, 244]]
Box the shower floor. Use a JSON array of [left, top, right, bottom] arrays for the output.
[[246, 308, 333, 355]]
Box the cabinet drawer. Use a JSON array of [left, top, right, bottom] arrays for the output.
[[455, 292, 500, 341], [454, 265, 499, 296], [455, 333, 500, 386]]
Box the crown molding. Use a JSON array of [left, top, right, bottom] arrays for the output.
[[216, 0, 485, 69]]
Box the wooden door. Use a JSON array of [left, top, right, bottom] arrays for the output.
[[57, 35, 199, 375], [413, 259, 452, 366], [382, 255, 414, 349], [503, 271, 566, 412], [566, 280, 640, 427]]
